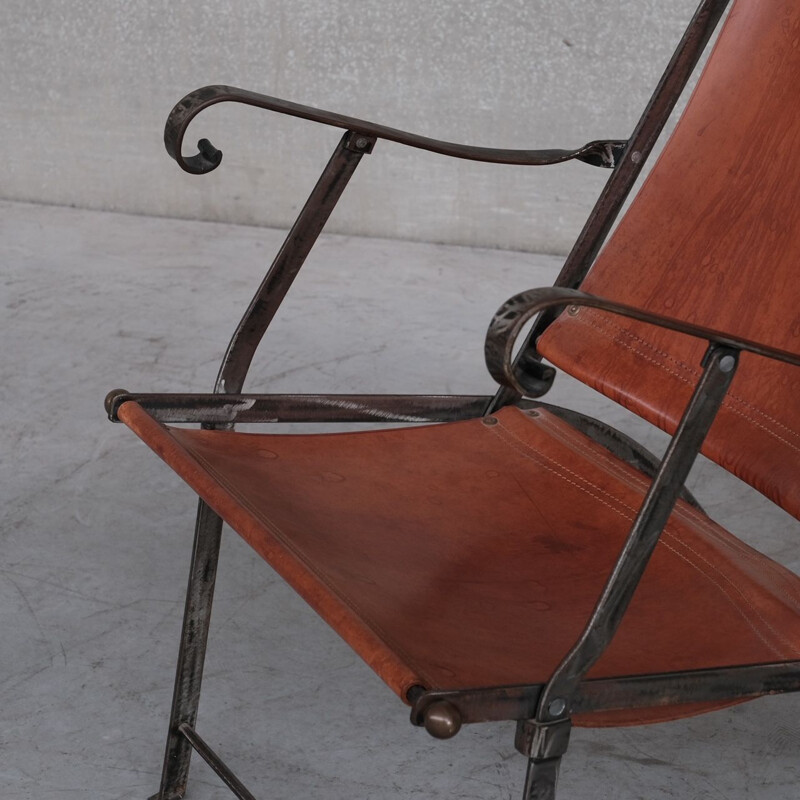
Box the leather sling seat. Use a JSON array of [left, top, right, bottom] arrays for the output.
[[119, 400, 800, 727]]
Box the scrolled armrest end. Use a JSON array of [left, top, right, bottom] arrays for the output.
[[164, 85, 234, 173]]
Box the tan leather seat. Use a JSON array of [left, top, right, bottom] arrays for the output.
[[120, 401, 800, 726]]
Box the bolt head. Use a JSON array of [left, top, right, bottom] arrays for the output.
[[548, 697, 567, 718], [719, 354, 736, 373]]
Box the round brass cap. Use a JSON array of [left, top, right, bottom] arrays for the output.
[[423, 701, 462, 740], [104, 388, 130, 418]]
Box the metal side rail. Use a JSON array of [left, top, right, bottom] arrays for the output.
[[410, 659, 800, 732], [105, 391, 494, 425]]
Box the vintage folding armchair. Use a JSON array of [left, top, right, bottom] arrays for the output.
[[105, 0, 800, 797]]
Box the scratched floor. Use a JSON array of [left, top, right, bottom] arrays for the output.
[[2, 199, 799, 799]]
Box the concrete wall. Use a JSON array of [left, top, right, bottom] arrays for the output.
[[2, 0, 706, 253]]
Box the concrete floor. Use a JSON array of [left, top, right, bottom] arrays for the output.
[[2, 199, 799, 799]]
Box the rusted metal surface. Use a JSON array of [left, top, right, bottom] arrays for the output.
[[569, 660, 800, 715], [164, 84, 625, 175]]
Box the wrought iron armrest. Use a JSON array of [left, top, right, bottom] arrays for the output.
[[485, 286, 800, 396], [164, 84, 626, 175]]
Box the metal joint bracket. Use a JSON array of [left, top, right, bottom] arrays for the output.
[[576, 141, 627, 169], [173, 723, 257, 800], [343, 131, 376, 154], [515, 718, 572, 760]]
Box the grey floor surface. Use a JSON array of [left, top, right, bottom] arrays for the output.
[[2, 199, 799, 799]]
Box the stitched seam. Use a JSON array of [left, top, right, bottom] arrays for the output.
[[719, 397, 800, 455], [576, 311, 800, 450], [574, 312, 701, 384], [500, 418, 800, 653], [580, 310, 800, 442], [492, 423, 637, 520], [534, 412, 800, 614], [652, 542, 792, 658], [497, 420, 795, 656], [493, 418, 798, 656], [663, 533, 800, 654], [535, 414, 759, 556]]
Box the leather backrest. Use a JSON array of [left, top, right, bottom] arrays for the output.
[[538, 0, 800, 519]]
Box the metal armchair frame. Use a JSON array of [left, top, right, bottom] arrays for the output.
[[105, 0, 800, 797]]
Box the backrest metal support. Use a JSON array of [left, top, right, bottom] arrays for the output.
[[535, 345, 739, 723], [487, 0, 732, 413]]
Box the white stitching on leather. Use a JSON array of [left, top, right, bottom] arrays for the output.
[[493, 415, 799, 658], [533, 411, 800, 616], [575, 310, 800, 453]]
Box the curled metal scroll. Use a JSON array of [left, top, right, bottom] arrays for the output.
[[164, 84, 626, 175], [485, 286, 800, 396]]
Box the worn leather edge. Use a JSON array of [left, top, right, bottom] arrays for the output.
[[117, 400, 423, 702]]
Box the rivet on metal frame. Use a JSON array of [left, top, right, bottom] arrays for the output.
[[547, 698, 567, 718], [719, 354, 736, 373]]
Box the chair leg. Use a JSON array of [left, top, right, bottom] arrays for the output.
[[149, 499, 224, 800], [521, 757, 562, 800], [516, 719, 571, 800]]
